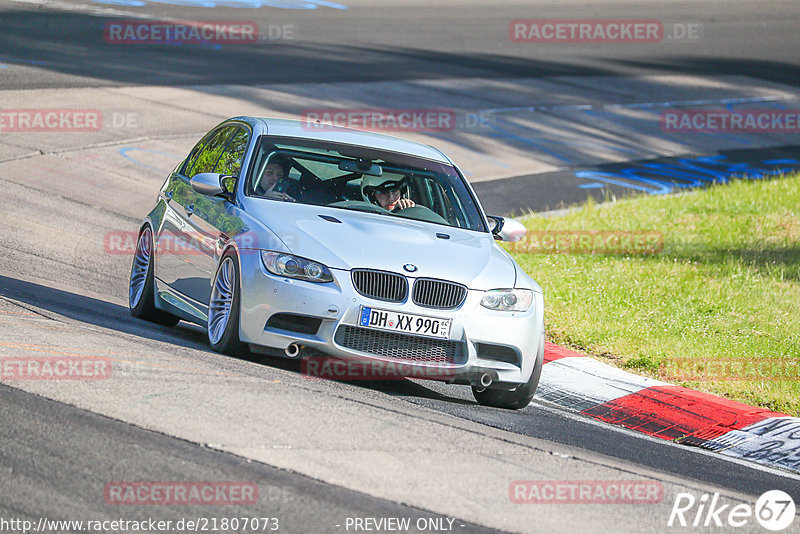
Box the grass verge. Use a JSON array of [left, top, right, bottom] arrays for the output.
[[507, 173, 800, 416]]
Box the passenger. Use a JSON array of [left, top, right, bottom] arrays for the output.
[[362, 175, 416, 212], [257, 155, 294, 201]]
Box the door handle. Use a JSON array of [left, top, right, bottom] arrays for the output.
[[185, 204, 194, 216]]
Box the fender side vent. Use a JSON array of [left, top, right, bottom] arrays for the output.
[[266, 313, 322, 335], [476, 343, 519, 366]]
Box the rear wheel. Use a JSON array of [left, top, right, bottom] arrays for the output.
[[129, 226, 180, 326], [472, 332, 544, 410], [208, 251, 247, 355]]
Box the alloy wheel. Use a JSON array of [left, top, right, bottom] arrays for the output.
[[129, 227, 152, 308], [208, 257, 235, 345]]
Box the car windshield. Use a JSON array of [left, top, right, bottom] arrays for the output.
[[246, 136, 486, 232]]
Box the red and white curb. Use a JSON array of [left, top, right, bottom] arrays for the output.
[[536, 342, 800, 474]]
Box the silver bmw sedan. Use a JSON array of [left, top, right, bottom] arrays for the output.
[[129, 117, 544, 409]]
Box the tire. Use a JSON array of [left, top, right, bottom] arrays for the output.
[[129, 226, 180, 326], [207, 250, 247, 356], [472, 331, 544, 410]]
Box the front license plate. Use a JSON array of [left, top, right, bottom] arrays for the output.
[[359, 307, 451, 339]]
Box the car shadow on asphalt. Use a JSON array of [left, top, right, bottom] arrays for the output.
[[0, 273, 476, 406], [240, 350, 477, 406], [0, 274, 209, 351]]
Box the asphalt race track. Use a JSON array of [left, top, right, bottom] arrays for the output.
[[1, 1, 799, 532]]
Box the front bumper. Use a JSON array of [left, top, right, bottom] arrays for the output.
[[237, 252, 543, 385]]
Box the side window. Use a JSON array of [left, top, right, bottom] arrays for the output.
[[181, 131, 214, 176], [423, 177, 458, 226], [215, 128, 249, 177], [246, 144, 275, 196], [186, 126, 236, 178]]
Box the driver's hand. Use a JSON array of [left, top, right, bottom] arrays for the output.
[[396, 198, 415, 209], [265, 191, 295, 202]]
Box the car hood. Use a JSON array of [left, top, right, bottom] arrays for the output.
[[241, 199, 517, 290]]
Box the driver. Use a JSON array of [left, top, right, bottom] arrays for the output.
[[257, 154, 294, 201], [362, 175, 416, 212]]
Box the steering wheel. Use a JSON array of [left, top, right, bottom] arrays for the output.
[[393, 205, 450, 225], [328, 200, 390, 214]]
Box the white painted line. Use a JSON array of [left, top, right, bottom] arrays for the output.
[[7, 0, 152, 17], [482, 95, 789, 115]]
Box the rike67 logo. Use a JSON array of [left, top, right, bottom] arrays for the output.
[[668, 490, 795, 531]]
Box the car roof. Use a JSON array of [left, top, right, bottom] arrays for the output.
[[233, 117, 453, 164]]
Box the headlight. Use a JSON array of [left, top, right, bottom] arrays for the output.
[[260, 251, 334, 283], [480, 289, 534, 312]]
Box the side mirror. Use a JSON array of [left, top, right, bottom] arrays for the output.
[[191, 173, 231, 199], [487, 215, 526, 242]]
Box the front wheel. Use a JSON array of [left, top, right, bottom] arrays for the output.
[[472, 333, 544, 410], [129, 226, 179, 326], [207, 251, 247, 356]]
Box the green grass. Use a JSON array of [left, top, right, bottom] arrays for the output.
[[507, 174, 800, 416]]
